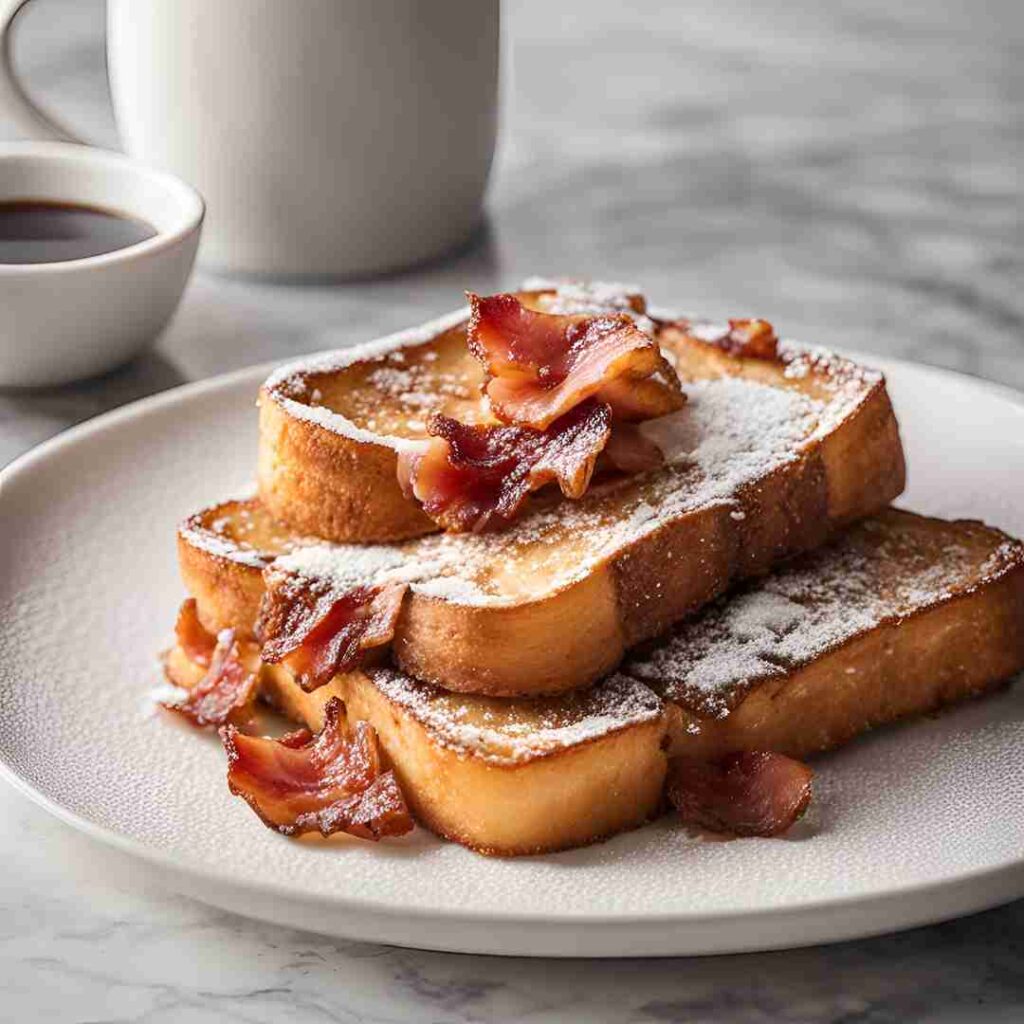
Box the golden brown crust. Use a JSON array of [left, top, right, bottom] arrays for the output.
[[664, 565, 1024, 761], [177, 517, 267, 638], [257, 311, 479, 544], [392, 566, 625, 693], [651, 509, 1024, 759], [340, 670, 669, 856], [819, 377, 906, 525], [258, 393, 435, 543]]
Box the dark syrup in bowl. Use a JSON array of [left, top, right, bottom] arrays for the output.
[[0, 200, 157, 264]]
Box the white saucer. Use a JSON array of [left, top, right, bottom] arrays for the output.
[[0, 353, 1021, 958]]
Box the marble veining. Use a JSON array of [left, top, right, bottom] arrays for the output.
[[0, 0, 1021, 1019]]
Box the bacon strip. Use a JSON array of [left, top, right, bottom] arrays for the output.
[[468, 292, 684, 430], [397, 398, 612, 532], [258, 572, 406, 692], [174, 598, 217, 667], [222, 697, 413, 840], [162, 629, 258, 729], [666, 751, 812, 838]]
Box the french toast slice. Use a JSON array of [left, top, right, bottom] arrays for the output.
[[167, 503, 1024, 855], [629, 511, 1024, 760], [250, 303, 905, 696], [259, 289, 904, 536]]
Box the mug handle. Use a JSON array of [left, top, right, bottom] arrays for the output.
[[0, 0, 88, 141]]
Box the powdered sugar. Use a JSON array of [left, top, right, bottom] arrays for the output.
[[274, 542, 449, 592], [180, 499, 309, 569], [627, 512, 1023, 717], [980, 538, 1024, 578], [142, 682, 189, 719], [522, 277, 655, 334], [647, 305, 884, 400], [263, 307, 470, 394], [368, 667, 662, 765], [262, 307, 471, 452], [265, 376, 828, 607], [179, 522, 270, 569], [269, 396, 427, 453], [642, 376, 822, 467], [520, 277, 643, 306]]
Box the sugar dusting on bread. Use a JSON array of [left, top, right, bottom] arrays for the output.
[[262, 307, 472, 450], [179, 498, 310, 570], [520, 277, 644, 305], [273, 376, 827, 606], [263, 307, 470, 394], [271, 541, 451, 591], [367, 667, 663, 766], [520, 277, 656, 334], [180, 523, 270, 569], [627, 511, 1024, 718]]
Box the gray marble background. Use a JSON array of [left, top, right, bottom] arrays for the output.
[[1, 0, 1022, 1020]]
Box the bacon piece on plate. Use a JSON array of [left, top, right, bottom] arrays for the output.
[[468, 292, 684, 429], [398, 398, 612, 532], [174, 597, 217, 667], [258, 573, 406, 693], [666, 751, 813, 838], [162, 629, 258, 729], [221, 697, 414, 840]]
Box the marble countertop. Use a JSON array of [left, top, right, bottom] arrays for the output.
[[1, 0, 1022, 1019]]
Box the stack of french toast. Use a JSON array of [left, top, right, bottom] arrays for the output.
[[162, 279, 1024, 855]]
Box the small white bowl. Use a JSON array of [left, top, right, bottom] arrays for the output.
[[0, 141, 203, 387]]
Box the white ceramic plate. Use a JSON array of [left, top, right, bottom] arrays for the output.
[[1, 353, 1022, 958]]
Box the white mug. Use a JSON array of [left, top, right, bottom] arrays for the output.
[[0, 0, 498, 277]]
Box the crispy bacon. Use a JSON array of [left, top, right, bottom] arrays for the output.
[[222, 697, 413, 840], [174, 598, 217, 667], [468, 292, 684, 429], [258, 573, 406, 692], [162, 629, 258, 729], [397, 398, 612, 532], [667, 751, 812, 838]]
